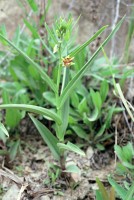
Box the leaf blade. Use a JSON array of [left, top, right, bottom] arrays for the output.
[[69, 25, 108, 57], [29, 114, 61, 160], [57, 141, 85, 156], [0, 104, 62, 125]]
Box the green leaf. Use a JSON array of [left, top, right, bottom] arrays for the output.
[[96, 144, 105, 151], [65, 164, 81, 174], [78, 98, 88, 114], [43, 91, 56, 106], [96, 178, 109, 200], [27, 0, 38, 12], [12, 26, 20, 46], [57, 141, 85, 156], [100, 80, 109, 103], [56, 68, 70, 141], [95, 190, 103, 200], [5, 108, 22, 128], [122, 161, 134, 169], [69, 25, 108, 57], [108, 177, 127, 199], [70, 92, 79, 108], [71, 125, 88, 140], [0, 104, 62, 125], [94, 124, 106, 140], [85, 89, 102, 122], [2, 90, 22, 128], [122, 143, 134, 162], [29, 114, 61, 160], [90, 89, 102, 111], [105, 105, 115, 128], [45, 23, 58, 44], [125, 182, 134, 200], [0, 25, 7, 45], [74, 47, 87, 71], [0, 122, 9, 137], [23, 19, 38, 38], [9, 140, 20, 161], [58, 16, 125, 108], [114, 145, 126, 162], [0, 33, 57, 93]]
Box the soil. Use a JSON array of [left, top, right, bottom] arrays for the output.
[[0, 113, 133, 200]]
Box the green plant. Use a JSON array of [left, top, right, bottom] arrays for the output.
[[107, 143, 134, 200], [96, 178, 115, 200], [46, 163, 61, 185], [114, 143, 134, 180], [0, 15, 125, 176], [95, 177, 134, 200], [68, 79, 123, 150], [108, 177, 134, 200]]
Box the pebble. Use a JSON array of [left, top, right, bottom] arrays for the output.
[[2, 184, 20, 200], [40, 195, 51, 200]]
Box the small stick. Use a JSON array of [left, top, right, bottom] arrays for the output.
[[17, 183, 28, 200]]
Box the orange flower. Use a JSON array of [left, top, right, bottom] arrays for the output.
[[62, 56, 74, 67]]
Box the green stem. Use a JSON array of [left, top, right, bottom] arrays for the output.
[[56, 43, 62, 109], [55, 43, 63, 141]]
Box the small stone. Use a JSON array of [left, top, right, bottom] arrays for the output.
[[86, 147, 94, 159], [40, 195, 51, 200], [53, 196, 65, 200], [2, 184, 19, 200]]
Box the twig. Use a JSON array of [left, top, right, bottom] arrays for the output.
[[0, 169, 23, 185], [110, 0, 121, 59], [120, 101, 133, 133], [17, 183, 28, 200]]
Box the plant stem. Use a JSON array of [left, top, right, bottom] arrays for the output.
[[56, 44, 62, 92], [55, 43, 63, 141]]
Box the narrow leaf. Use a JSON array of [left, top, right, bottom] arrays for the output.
[[95, 190, 103, 200], [9, 140, 20, 161], [108, 177, 127, 199], [100, 80, 109, 103], [65, 164, 81, 174], [69, 25, 108, 57], [29, 114, 60, 160], [114, 145, 126, 162], [57, 141, 85, 156], [0, 122, 9, 137], [0, 104, 62, 125], [58, 68, 70, 140], [125, 182, 134, 200], [96, 178, 109, 200], [45, 23, 58, 44], [71, 125, 88, 140], [27, 0, 38, 12], [109, 187, 115, 200]]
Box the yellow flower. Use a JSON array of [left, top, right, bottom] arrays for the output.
[[62, 56, 74, 67]]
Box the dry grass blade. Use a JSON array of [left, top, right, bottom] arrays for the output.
[[0, 169, 23, 185], [116, 83, 134, 122]]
